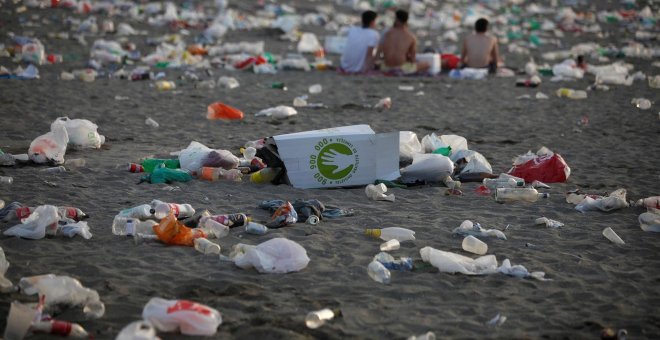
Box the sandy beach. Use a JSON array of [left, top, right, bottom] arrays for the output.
[[0, 0, 659, 339]]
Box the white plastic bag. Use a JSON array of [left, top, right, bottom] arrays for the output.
[[639, 212, 660, 232], [4, 205, 59, 239], [400, 153, 454, 183], [0, 247, 12, 292], [178, 141, 212, 173], [61, 221, 93, 239], [574, 188, 629, 212], [255, 106, 298, 119], [497, 259, 548, 281], [142, 298, 222, 336], [365, 183, 395, 202], [399, 131, 422, 162], [297, 33, 321, 53], [552, 59, 584, 79], [420, 133, 446, 153], [18, 274, 105, 318], [55, 117, 105, 149], [28, 122, 69, 164], [452, 149, 493, 174], [231, 238, 310, 274], [116, 320, 160, 340], [420, 247, 497, 275]]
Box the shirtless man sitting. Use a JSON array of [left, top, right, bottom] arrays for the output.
[[378, 10, 430, 75], [461, 18, 501, 73]]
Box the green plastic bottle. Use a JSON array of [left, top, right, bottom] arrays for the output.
[[142, 165, 192, 184], [141, 158, 180, 173]]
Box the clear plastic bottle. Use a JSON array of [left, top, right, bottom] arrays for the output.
[[0, 176, 13, 184], [30, 320, 89, 338], [462, 235, 488, 255], [250, 167, 282, 184], [305, 308, 335, 329], [367, 260, 391, 284], [199, 167, 242, 182], [482, 177, 524, 190], [118, 204, 153, 219], [112, 216, 157, 236], [602, 227, 625, 245], [380, 239, 400, 251], [245, 222, 268, 235], [41, 166, 66, 173], [364, 227, 415, 241], [193, 238, 221, 255], [152, 202, 195, 219], [200, 218, 230, 239], [495, 188, 549, 203]]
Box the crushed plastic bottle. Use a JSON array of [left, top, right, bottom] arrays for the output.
[[367, 260, 391, 284], [495, 188, 549, 203], [18, 274, 105, 318], [193, 238, 221, 255]]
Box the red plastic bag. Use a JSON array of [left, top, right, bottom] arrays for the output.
[[508, 149, 570, 183]]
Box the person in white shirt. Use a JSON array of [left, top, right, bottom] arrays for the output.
[[340, 11, 379, 73]]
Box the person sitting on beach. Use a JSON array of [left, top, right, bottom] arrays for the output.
[[340, 11, 379, 73], [378, 10, 430, 75], [461, 18, 501, 73]]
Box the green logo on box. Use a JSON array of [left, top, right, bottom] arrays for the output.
[[309, 138, 359, 184]]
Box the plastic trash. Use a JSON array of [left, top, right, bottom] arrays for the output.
[[265, 201, 298, 228], [198, 219, 229, 239], [152, 202, 195, 220], [400, 153, 454, 183], [452, 220, 507, 240], [145, 118, 159, 128], [462, 235, 488, 255], [535, 217, 564, 228], [556, 88, 587, 99], [202, 213, 249, 229], [60, 221, 93, 239], [4, 205, 59, 239], [142, 298, 222, 336], [250, 167, 282, 184], [230, 238, 310, 274], [142, 165, 192, 184], [639, 212, 660, 232], [0, 176, 13, 185], [374, 252, 413, 271], [255, 106, 298, 119], [366, 259, 391, 285], [116, 320, 159, 340], [153, 213, 206, 246], [380, 239, 400, 252], [602, 227, 625, 245], [420, 247, 498, 275], [399, 131, 421, 162], [28, 120, 69, 164], [365, 183, 395, 202], [636, 196, 660, 213], [118, 204, 153, 219], [407, 331, 436, 340], [375, 97, 392, 110], [496, 188, 549, 203], [245, 222, 268, 235], [574, 189, 629, 212], [305, 308, 335, 329], [31, 320, 89, 338], [309, 84, 322, 94], [217, 76, 239, 89], [0, 247, 12, 292], [112, 216, 158, 236], [552, 59, 584, 79], [508, 147, 571, 183], [298, 33, 322, 53], [199, 167, 242, 182], [18, 274, 105, 318], [452, 149, 493, 175], [194, 238, 221, 255], [497, 259, 547, 280], [53, 117, 105, 149], [4, 302, 37, 340], [482, 175, 525, 190], [206, 102, 244, 120], [631, 98, 652, 110], [364, 227, 415, 242], [449, 68, 488, 80], [141, 159, 180, 173], [155, 81, 175, 91]]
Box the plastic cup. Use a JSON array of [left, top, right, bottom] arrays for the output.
[[305, 308, 335, 329], [602, 227, 625, 245], [462, 235, 488, 255]]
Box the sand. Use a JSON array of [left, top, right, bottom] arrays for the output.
[[1, 0, 659, 339]]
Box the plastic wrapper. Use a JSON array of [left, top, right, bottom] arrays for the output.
[[399, 131, 422, 163], [54, 117, 105, 149], [28, 121, 69, 164], [18, 274, 105, 318], [508, 147, 570, 183], [639, 212, 660, 232], [452, 149, 493, 174], [574, 188, 629, 212], [297, 33, 321, 53], [4, 205, 59, 239], [230, 238, 310, 274], [60, 221, 93, 239], [400, 153, 454, 183], [142, 298, 221, 336], [266, 201, 298, 228], [420, 247, 497, 275]]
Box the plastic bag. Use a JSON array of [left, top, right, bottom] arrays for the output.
[[231, 238, 310, 274], [179, 141, 212, 173], [54, 117, 105, 149], [0, 247, 12, 292], [399, 131, 422, 162], [452, 149, 493, 174], [4, 205, 59, 239], [452, 220, 506, 240], [60, 221, 93, 239], [116, 320, 159, 340], [266, 202, 298, 228], [18, 274, 105, 318], [574, 188, 629, 213], [255, 106, 298, 119], [639, 212, 660, 232], [497, 259, 547, 280], [153, 213, 205, 246], [365, 183, 395, 202], [297, 33, 321, 53], [420, 133, 467, 157], [28, 121, 69, 164], [400, 153, 454, 183], [420, 247, 497, 275], [508, 147, 570, 183], [202, 150, 238, 170], [142, 298, 222, 336], [143, 166, 193, 184]]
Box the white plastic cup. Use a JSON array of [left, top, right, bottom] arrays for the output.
[[462, 235, 488, 255], [194, 238, 221, 255], [305, 308, 335, 329], [380, 239, 400, 252], [602, 227, 625, 245]]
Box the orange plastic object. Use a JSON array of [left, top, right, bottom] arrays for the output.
[[187, 44, 208, 56], [153, 213, 206, 246], [207, 102, 244, 120]]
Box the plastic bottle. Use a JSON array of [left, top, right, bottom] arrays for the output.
[[118, 204, 152, 219], [127, 163, 144, 172], [145, 117, 159, 128], [364, 227, 416, 242], [155, 80, 175, 91], [0, 176, 13, 184], [112, 216, 157, 236], [250, 167, 282, 184], [305, 308, 335, 329], [193, 238, 221, 255], [636, 196, 660, 211], [495, 188, 549, 203], [133, 232, 159, 245], [367, 260, 391, 284], [602, 227, 625, 245], [380, 239, 400, 251], [462, 235, 488, 255], [199, 167, 242, 182], [483, 177, 524, 190], [374, 252, 413, 271], [203, 213, 249, 229], [442, 176, 461, 189], [309, 84, 322, 94], [556, 88, 587, 99], [152, 202, 195, 220], [41, 166, 66, 173], [200, 218, 230, 238], [631, 98, 652, 110], [245, 222, 268, 235], [30, 320, 89, 338], [141, 158, 180, 173]]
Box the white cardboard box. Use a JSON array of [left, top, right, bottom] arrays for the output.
[[273, 125, 400, 189]]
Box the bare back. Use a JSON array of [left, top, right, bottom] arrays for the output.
[[462, 33, 497, 68], [381, 27, 416, 67]]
